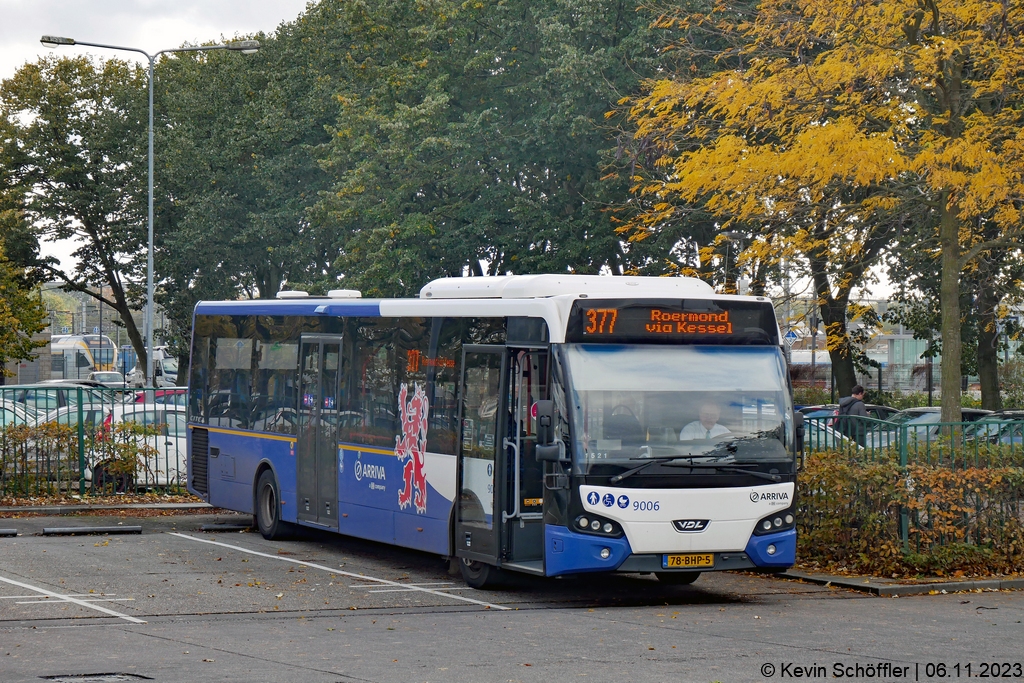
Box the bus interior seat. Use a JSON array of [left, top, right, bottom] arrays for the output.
[[604, 413, 644, 447]]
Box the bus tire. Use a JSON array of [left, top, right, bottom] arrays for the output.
[[255, 470, 292, 540], [655, 571, 701, 585], [459, 558, 501, 589]]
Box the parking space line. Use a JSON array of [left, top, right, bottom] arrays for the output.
[[0, 574, 145, 624], [169, 533, 511, 611], [16, 598, 134, 604], [0, 593, 117, 600], [365, 587, 460, 594]]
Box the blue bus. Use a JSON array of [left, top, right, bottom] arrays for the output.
[[186, 275, 800, 587]]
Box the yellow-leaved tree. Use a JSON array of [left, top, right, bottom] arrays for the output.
[[624, 0, 1024, 419]]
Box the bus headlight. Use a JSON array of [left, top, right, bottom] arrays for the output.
[[753, 507, 796, 536], [573, 515, 622, 538], [600, 548, 611, 559]]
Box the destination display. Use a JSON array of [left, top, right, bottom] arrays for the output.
[[565, 299, 780, 345]]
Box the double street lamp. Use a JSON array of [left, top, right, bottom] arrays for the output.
[[40, 35, 259, 387]]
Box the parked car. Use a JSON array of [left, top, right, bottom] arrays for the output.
[[865, 407, 994, 448], [802, 417, 862, 451], [88, 371, 127, 389], [36, 404, 112, 430], [798, 403, 899, 421], [4, 383, 117, 414], [0, 399, 37, 427], [964, 410, 1024, 445], [133, 388, 186, 407], [88, 403, 188, 490], [127, 347, 179, 388]]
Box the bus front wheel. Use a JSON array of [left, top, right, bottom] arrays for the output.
[[459, 558, 501, 589], [655, 571, 701, 585], [255, 470, 292, 540]]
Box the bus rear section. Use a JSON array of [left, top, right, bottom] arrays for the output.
[[186, 275, 799, 588]]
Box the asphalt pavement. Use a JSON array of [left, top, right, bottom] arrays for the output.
[[0, 513, 1021, 683]]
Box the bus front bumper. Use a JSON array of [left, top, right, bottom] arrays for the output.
[[543, 525, 796, 576]]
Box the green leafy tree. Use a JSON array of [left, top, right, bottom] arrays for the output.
[[0, 56, 151, 369], [314, 0, 665, 296], [154, 10, 355, 359], [0, 240, 47, 376]]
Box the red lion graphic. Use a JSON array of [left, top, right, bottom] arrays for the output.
[[395, 383, 430, 514]]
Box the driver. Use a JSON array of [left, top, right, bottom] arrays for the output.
[[679, 400, 731, 440]]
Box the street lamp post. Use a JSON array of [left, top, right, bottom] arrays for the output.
[[721, 231, 744, 294], [40, 35, 259, 386]]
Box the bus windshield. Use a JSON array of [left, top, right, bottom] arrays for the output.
[[563, 344, 793, 472]]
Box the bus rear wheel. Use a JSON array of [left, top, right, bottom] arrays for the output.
[[459, 558, 501, 589], [655, 571, 701, 585], [255, 470, 292, 540]]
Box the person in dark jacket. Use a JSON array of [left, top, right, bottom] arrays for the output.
[[838, 385, 868, 445]]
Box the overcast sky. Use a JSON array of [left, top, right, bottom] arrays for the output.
[[1, 0, 312, 269]]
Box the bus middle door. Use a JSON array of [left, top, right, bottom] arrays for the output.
[[296, 335, 342, 529]]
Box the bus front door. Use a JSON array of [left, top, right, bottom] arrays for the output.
[[296, 336, 342, 528], [500, 348, 548, 572], [455, 346, 547, 578]]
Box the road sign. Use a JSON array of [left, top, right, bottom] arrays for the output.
[[784, 329, 798, 345]]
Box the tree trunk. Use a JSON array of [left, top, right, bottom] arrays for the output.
[[820, 299, 857, 398], [976, 286, 1001, 411], [938, 195, 963, 422]]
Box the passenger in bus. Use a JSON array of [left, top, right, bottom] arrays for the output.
[[679, 400, 731, 440]]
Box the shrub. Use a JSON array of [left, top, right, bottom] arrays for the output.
[[798, 447, 1024, 577], [0, 422, 80, 496]]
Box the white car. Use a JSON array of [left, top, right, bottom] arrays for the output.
[[127, 348, 179, 388], [88, 371, 127, 388], [89, 403, 188, 490], [0, 399, 36, 427], [802, 417, 862, 451]]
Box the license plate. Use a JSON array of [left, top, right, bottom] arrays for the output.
[[662, 553, 715, 569]]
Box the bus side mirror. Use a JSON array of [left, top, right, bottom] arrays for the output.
[[536, 400, 555, 445], [535, 400, 569, 463], [794, 411, 805, 454]]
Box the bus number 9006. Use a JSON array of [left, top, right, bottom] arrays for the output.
[[634, 500, 660, 511]]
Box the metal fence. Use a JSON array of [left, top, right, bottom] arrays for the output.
[[802, 415, 1024, 568], [0, 386, 187, 497]]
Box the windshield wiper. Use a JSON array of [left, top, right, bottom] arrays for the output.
[[609, 456, 783, 484], [608, 456, 684, 484], [694, 464, 782, 482]]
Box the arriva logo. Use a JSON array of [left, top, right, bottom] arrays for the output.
[[354, 460, 387, 482], [751, 491, 789, 502]]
